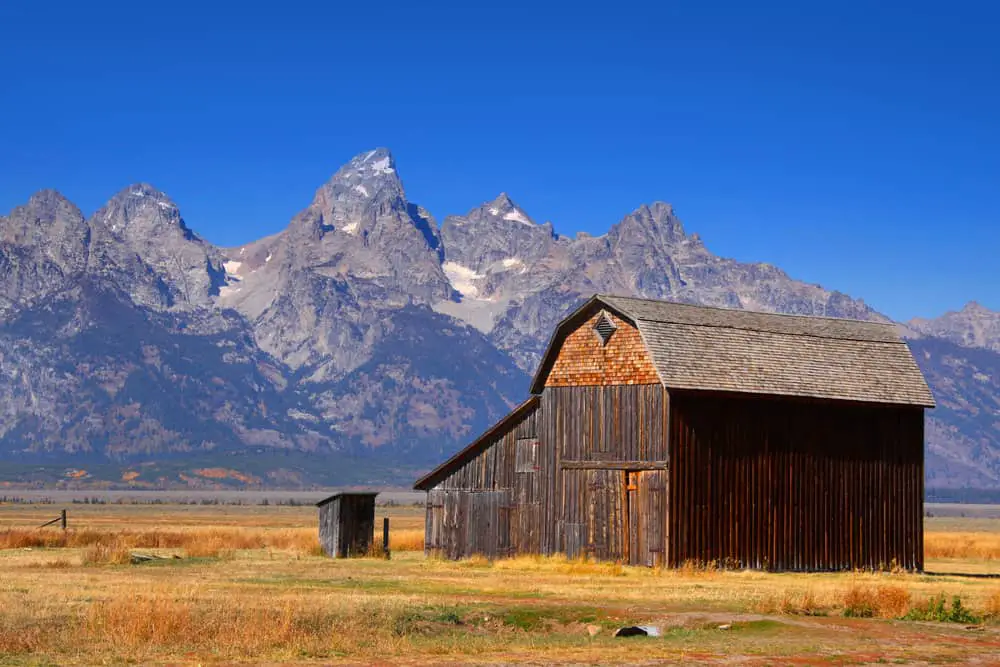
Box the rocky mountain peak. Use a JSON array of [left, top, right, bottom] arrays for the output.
[[477, 192, 535, 226], [908, 301, 1000, 353], [605, 201, 694, 255], [95, 183, 189, 238], [87, 184, 224, 308], [317, 148, 404, 206], [439, 193, 558, 280], [3, 189, 87, 243], [0, 190, 90, 281], [24, 188, 81, 212], [961, 301, 990, 314]]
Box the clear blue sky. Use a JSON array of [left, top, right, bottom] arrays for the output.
[[2, 1, 998, 321]]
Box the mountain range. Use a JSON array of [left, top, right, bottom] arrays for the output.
[[0, 148, 997, 489]]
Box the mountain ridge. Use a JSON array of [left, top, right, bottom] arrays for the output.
[[0, 148, 996, 489]]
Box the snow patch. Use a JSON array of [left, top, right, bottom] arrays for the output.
[[223, 260, 243, 277], [239, 247, 246, 255], [157, 201, 174, 209], [130, 190, 145, 197], [488, 207, 499, 215], [218, 284, 242, 298], [363, 150, 377, 162], [443, 261, 485, 299], [342, 221, 360, 234], [265, 252, 272, 262], [501, 257, 525, 270], [369, 157, 394, 174], [503, 209, 533, 225], [353, 184, 370, 197]]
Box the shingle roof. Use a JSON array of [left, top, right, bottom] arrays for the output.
[[532, 295, 935, 407]]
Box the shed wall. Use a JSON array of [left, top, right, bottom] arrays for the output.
[[668, 391, 924, 571], [318, 495, 376, 558]]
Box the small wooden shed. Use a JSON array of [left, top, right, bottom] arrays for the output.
[[316, 492, 378, 558]]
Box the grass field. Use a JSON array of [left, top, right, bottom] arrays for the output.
[[2, 503, 1000, 665]]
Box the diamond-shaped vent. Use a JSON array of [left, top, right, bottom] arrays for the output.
[[593, 313, 616, 346]]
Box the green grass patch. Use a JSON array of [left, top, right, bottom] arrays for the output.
[[904, 594, 981, 624]]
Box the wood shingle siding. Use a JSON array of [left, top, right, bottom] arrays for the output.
[[544, 311, 661, 387]]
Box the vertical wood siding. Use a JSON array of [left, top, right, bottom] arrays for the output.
[[668, 391, 924, 571], [543, 385, 669, 462], [544, 384, 669, 560], [318, 495, 376, 558], [424, 401, 548, 558]]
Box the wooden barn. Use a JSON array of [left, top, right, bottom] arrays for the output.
[[414, 294, 935, 571]]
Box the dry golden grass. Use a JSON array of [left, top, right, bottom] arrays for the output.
[[841, 583, 911, 618], [3, 502, 1000, 664], [0, 523, 427, 559], [985, 589, 1000, 620], [382, 527, 425, 552], [82, 539, 132, 565], [925, 531, 1000, 560]]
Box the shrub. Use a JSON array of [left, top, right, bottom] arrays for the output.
[[842, 584, 910, 619], [904, 594, 980, 624], [874, 585, 911, 618], [843, 585, 876, 618], [779, 590, 824, 616]]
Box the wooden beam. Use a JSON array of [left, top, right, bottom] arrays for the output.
[[561, 460, 667, 471]]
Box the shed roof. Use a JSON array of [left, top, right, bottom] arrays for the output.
[[413, 396, 540, 491], [315, 491, 379, 507], [530, 295, 935, 407]]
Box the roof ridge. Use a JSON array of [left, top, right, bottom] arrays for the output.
[[597, 293, 896, 329], [636, 318, 910, 346]]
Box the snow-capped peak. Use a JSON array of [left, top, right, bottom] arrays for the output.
[[483, 193, 534, 226]]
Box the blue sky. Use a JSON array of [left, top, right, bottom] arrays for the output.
[[1, 1, 998, 321]]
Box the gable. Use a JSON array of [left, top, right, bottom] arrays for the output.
[[545, 310, 661, 387], [413, 396, 540, 490]]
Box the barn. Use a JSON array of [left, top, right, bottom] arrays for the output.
[[414, 294, 935, 571]]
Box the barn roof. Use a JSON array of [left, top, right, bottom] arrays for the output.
[[413, 396, 540, 491], [530, 295, 935, 407]]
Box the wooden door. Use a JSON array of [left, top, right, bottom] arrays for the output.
[[585, 469, 626, 561], [627, 470, 667, 566]]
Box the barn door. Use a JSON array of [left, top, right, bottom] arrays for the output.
[[513, 438, 541, 554], [586, 469, 626, 561], [627, 470, 667, 567]]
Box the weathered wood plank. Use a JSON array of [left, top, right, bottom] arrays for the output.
[[560, 460, 668, 470]]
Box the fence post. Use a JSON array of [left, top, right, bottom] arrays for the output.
[[383, 517, 390, 560], [61, 509, 67, 531]]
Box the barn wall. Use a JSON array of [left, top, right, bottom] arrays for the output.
[[424, 400, 551, 559], [541, 385, 669, 565], [668, 391, 925, 571], [542, 385, 669, 462], [545, 310, 661, 387]]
